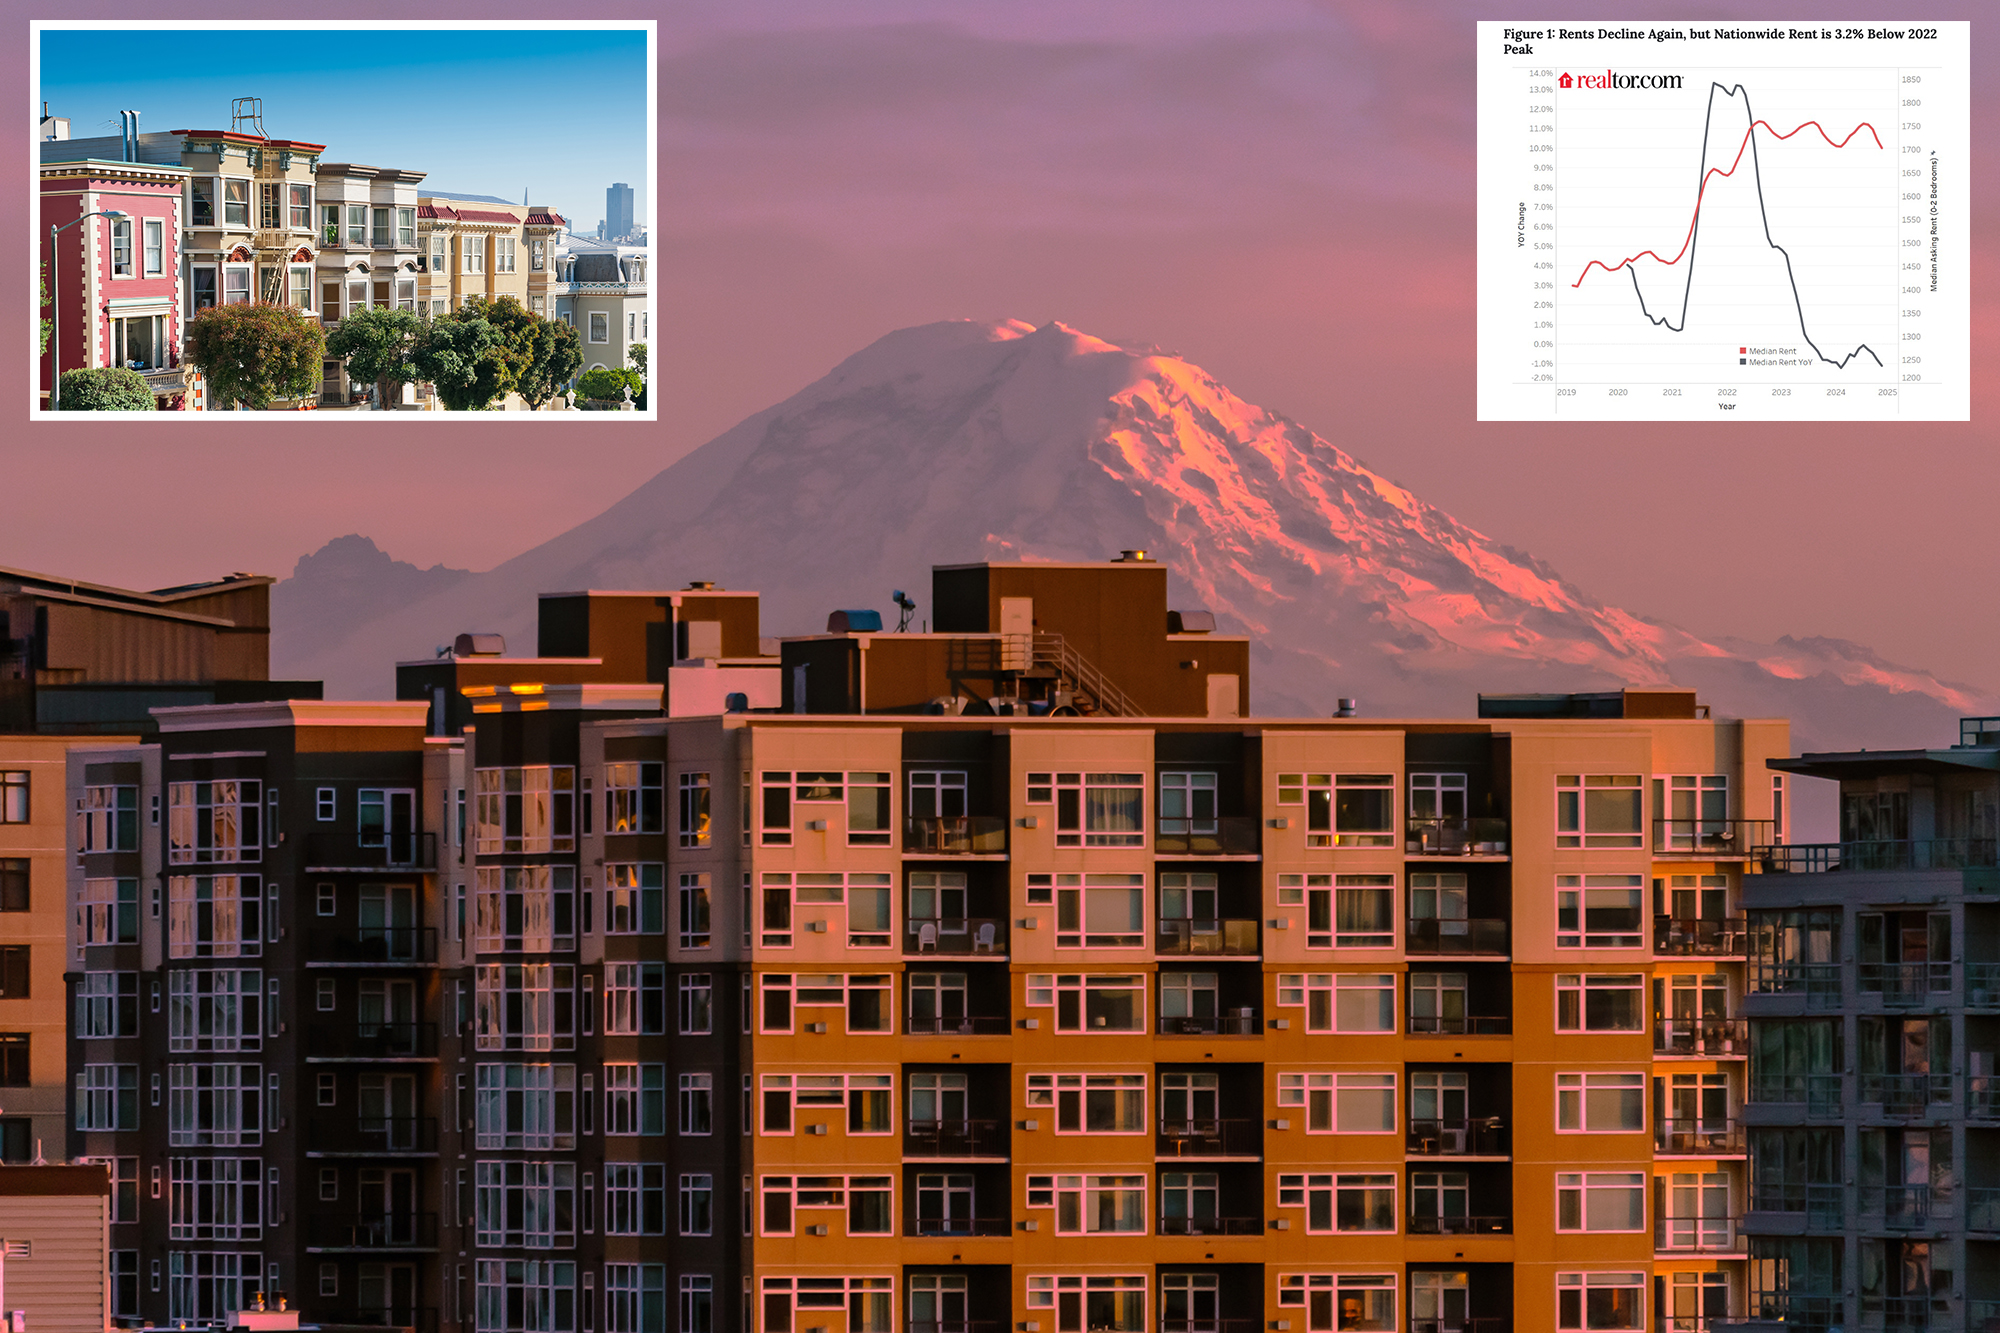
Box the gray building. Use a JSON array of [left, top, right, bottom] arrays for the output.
[[1738, 714, 2000, 1332], [552, 239, 648, 387], [605, 182, 633, 241]]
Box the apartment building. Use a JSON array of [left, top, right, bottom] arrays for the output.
[[1737, 718, 2000, 1331], [171, 127, 324, 316], [550, 245, 647, 377], [417, 197, 563, 316], [313, 163, 428, 405]]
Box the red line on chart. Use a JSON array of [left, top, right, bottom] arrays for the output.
[[1569, 118, 1883, 287]]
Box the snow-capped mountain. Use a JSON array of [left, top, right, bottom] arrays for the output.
[[275, 318, 1992, 753]]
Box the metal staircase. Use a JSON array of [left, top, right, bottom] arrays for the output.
[[998, 631, 1140, 717]]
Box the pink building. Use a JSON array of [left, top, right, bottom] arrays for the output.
[[39, 158, 197, 409]]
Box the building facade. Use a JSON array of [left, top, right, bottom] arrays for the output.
[[313, 163, 428, 405], [417, 198, 538, 316], [172, 128, 325, 321], [551, 244, 647, 379], [605, 184, 634, 242]]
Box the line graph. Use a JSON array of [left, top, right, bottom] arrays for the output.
[[1571, 85, 1884, 369], [1476, 21, 1968, 422]]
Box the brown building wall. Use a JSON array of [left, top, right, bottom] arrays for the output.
[[0, 1169, 111, 1333]]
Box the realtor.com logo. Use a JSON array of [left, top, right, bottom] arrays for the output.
[[1559, 71, 1685, 89]]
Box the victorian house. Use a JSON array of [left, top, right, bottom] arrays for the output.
[[313, 162, 428, 405]]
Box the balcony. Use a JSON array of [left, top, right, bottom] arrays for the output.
[[1861, 1296, 1936, 1330], [1860, 1072, 1952, 1117], [306, 1021, 439, 1059], [1653, 819, 1772, 857], [1157, 1010, 1260, 1037], [1655, 1214, 1742, 1254], [1755, 837, 1999, 873], [1656, 1118, 1744, 1156], [904, 1014, 1011, 1036], [905, 918, 1007, 955], [306, 1116, 440, 1155], [1159, 1322, 1264, 1333], [1157, 1215, 1261, 1235], [1405, 918, 1509, 955], [1407, 1213, 1510, 1235], [304, 1212, 439, 1249], [1156, 1118, 1260, 1158], [1748, 1074, 1845, 1118], [909, 1215, 1010, 1237], [1969, 1078, 2000, 1120], [1406, 1118, 1509, 1157], [1154, 817, 1260, 855], [302, 830, 436, 871], [317, 1310, 438, 1333], [904, 817, 1007, 855], [1412, 1323, 1510, 1333], [1968, 1187, 2000, 1232], [1408, 1015, 1512, 1036], [1968, 963, 2000, 1007], [1860, 961, 1953, 1006], [1749, 962, 1842, 1007], [1859, 1184, 1944, 1230], [1655, 1017, 1748, 1058], [1654, 917, 1748, 956], [312, 927, 439, 965], [1740, 1295, 1840, 1329], [1406, 817, 1510, 856], [1154, 919, 1260, 955], [1748, 1183, 1844, 1228], [903, 1119, 1008, 1158]]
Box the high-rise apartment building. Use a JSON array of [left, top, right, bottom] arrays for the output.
[[61, 557, 1796, 1333], [605, 184, 634, 243]]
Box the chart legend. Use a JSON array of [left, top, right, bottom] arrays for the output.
[[1476, 21, 1969, 421]]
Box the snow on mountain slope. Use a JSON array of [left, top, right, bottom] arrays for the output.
[[277, 318, 1993, 752]]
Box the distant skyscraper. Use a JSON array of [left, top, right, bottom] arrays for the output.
[[606, 181, 634, 240]]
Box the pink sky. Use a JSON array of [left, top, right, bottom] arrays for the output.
[[6, 0, 1997, 695]]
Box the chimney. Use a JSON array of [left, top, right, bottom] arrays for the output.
[[1334, 698, 1358, 717]]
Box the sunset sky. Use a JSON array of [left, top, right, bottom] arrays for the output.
[[8, 0, 1997, 696]]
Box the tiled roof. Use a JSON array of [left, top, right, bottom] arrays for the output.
[[418, 203, 524, 225], [524, 211, 566, 227]]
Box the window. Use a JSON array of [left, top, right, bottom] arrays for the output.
[[474, 963, 576, 1052], [76, 972, 139, 1037], [1276, 973, 1395, 1032], [345, 204, 367, 246], [1277, 1274, 1397, 1331], [1556, 974, 1645, 1032], [110, 1251, 140, 1316], [0, 860, 24, 913], [760, 773, 793, 846], [475, 1260, 576, 1333], [144, 219, 164, 276], [602, 1163, 667, 1235], [110, 217, 134, 275], [1023, 1175, 1146, 1234], [223, 266, 251, 305], [1022, 1275, 1143, 1332], [909, 770, 966, 818], [497, 237, 517, 272], [1556, 1273, 1644, 1331], [605, 764, 663, 834], [167, 875, 262, 958], [1408, 970, 1467, 1033], [589, 312, 609, 343], [168, 1064, 263, 1146], [168, 1252, 261, 1324], [1333, 774, 1395, 846], [907, 971, 967, 1032], [462, 235, 485, 273], [1052, 874, 1144, 947], [678, 1073, 712, 1135], [261, 184, 282, 229], [291, 267, 312, 309], [1335, 875, 1395, 947], [678, 874, 711, 949], [0, 948, 26, 1002], [168, 1157, 261, 1239], [290, 184, 311, 229], [1047, 974, 1144, 1032], [475, 1064, 576, 1150], [678, 975, 713, 1035], [602, 864, 664, 936], [0, 773, 25, 824], [473, 867, 576, 952], [677, 773, 711, 847], [74, 1062, 135, 1126], [192, 180, 215, 226], [847, 771, 891, 845], [531, 239, 547, 271], [1557, 775, 1644, 848], [168, 781, 262, 864], [760, 1073, 892, 1133], [1158, 971, 1217, 1028], [530, 294, 546, 314], [604, 1264, 665, 1333], [848, 874, 892, 947], [348, 279, 368, 314], [475, 1161, 576, 1246], [1557, 1172, 1646, 1231], [78, 784, 137, 850], [167, 970, 263, 1052], [1557, 1072, 1645, 1132], [1027, 1073, 1146, 1132], [789, 973, 890, 1032], [397, 280, 415, 312], [1049, 773, 1144, 847], [76, 878, 139, 949], [1277, 1071, 1395, 1132], [397, 207, 415, 247], [1556, 875, 1646, 948], [474, 767, 576, 854], [678, 1174, 712, 1236], [602, 1064, 666, 1136]]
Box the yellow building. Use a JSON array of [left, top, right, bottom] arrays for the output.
[[415, 195, 565, 317]]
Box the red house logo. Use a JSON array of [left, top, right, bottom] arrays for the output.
[[1558, 73, 1573, 88]]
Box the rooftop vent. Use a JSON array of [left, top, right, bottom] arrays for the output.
[[454, 633, 505, 657], [1115, 549, 1151, 562], [1334, 698, 1358, 718], [1168, 610, 1215, 634], [685, 580, 718, 591], [827, 609, 882, 634]]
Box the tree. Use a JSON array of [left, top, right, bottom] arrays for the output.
[[411, 303, 518, 411], [57, 367, 155, 411], [480, 297, 580, 411], [626, 342, 647, 410], [577, 366, 642, 404], [325, 306, 425, 408], [39, 262, 50, 356], [183, 303, 326, 410]]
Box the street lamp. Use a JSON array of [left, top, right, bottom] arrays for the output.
[[47, 208, 128, 411]]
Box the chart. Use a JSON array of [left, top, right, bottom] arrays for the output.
[[1476, 22, 1968, 421]]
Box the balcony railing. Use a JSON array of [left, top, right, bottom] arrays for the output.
[[308, 1021, 439, 1059], [302, 830, 436, 870], [1749, 1183, 1844, 1227], [1406, 1117, 1508, 1157], [905, 918, 1007, 954], [1156, 1118, 1260, 1158], [304, 1212, 439, 1249], [1968, 1187, 2000, 1232], [316, 1309, 438, 1333], [1749, 1073, 1845, 1117], [1653, 819, 1772, 855], [313, 927, 439, 965], [1655, 1017, 1748, 1057], [1412, 1323, 1510, 1333], [909, 1215, 1010, 1237], [1656, 1118, 1744, 1155], [1405, 817, 1509, 856], [1159, 1321, 1264, 1333], [1154, 919, 1260, 955], [902, 1119, 1008, 1157], [1861, 1296, 1935, 1330], [1969, 1077, 2000, 1119], [1860, 1184, 1944, 1229], [1743, 1295, 1840, 1329], [1158, 1010, 1260, 1036], [1861, 1072, 1952, 1116], [1655, 1214, 1740, 1253], [1859, 961, 1953, 1004], [1755, 837, 1999, 873], [1156, 1214, 1262, 1235], [1968, 963, 2000, 1007], [1749, 962, 1842, 1006], [1408, 1014, 1511, 1036], [1407, 1213, 1510, 1235], [908, 1322, 1005, 1333], [1974, 1300, 2000, 1332], [904, 1014, 1011, 1036], [308, 1116, 440, 1154], [1654, 917, 1748, 956], [1154, 817, 1260, 855], [1405, 918, 1509, 955], [904, 817, 1007, 854]]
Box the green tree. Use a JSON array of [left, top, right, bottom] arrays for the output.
[[481, 297, 581, 411], [577, 366, 642, 404], [182, 303, 326, 410], [56, 367, 155, 411], [626, 342, 647, 410], [412, 302, 518, 411], [39, 262, 51, 356], [325, 306, 426, 409]]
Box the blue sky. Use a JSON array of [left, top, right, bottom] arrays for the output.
[[38, 26, 648, 234]]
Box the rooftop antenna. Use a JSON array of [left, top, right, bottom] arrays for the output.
[[230, 96, 266, 138], [892, 590, 917, 633]]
